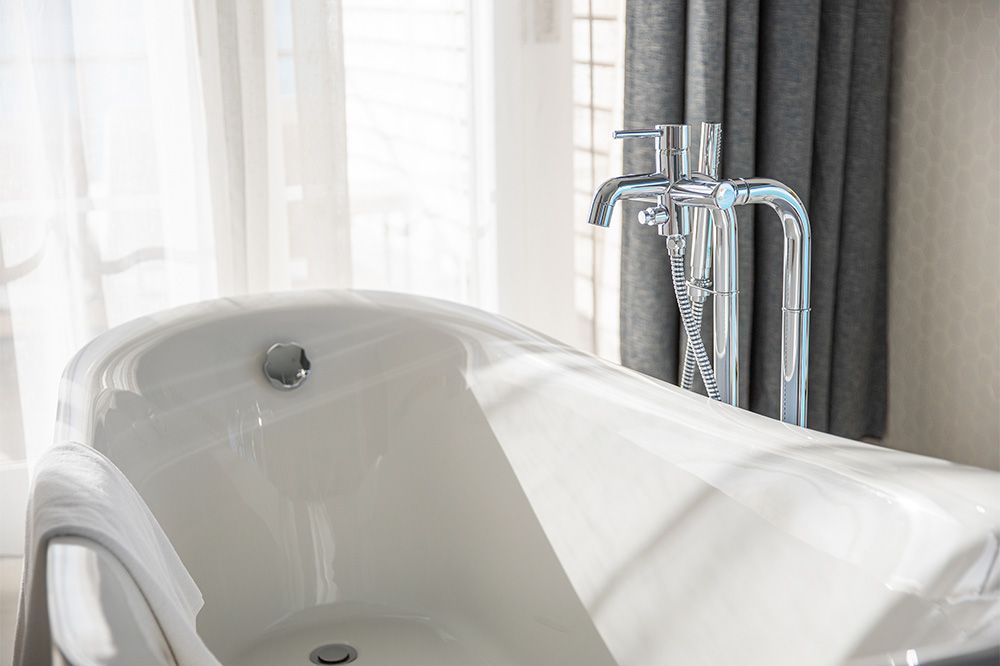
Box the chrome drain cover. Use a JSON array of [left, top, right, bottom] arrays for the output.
[[309, 643, 358, 664], [263, 342, 311, 390]]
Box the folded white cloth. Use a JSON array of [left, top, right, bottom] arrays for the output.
[[14, 442, 222, 665]]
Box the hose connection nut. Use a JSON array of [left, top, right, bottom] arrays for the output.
[[664, 235, 686, 256]]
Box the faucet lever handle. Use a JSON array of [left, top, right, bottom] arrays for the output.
[[612, 128, 663, 140], [613, 127, 667, 173], [613, 125, 690, 148]]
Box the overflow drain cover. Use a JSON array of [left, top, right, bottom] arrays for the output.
[[309, 644, 358, 664]]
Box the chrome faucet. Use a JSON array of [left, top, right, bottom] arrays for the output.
[[587, 123, 812, 427]]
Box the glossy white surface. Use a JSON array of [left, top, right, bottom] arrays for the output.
[[48, 537, 173, 666], [50, 291, 1000, 665]]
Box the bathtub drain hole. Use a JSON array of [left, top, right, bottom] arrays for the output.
[[309, 644, 358, 664]]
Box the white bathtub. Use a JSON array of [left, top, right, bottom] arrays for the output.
[[48, 291, 999, 665]]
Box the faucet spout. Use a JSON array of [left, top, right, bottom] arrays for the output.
[[587, 173, 669, 228]]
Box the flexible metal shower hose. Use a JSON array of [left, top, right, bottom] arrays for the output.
[[680, 300, 703, 391], [670, 254, 720, 401]]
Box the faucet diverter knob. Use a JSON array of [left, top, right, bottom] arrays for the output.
[[638, 206, 668, 226]]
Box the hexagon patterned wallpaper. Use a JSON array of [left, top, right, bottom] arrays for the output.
[[882, 0, 999, 469]]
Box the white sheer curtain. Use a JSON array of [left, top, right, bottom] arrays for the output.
[[0, 0, 496, 552], [0, 0, 622, 553], [0, 0, 349, 463], [194, 0, 353, 295]]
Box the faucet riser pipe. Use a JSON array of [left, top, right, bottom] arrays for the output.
[[731, 177, 811, 426], [781, 308, 810, 426], [714, 291, 739, 406], [732, 178, 811, 310], [712, 207, 739, 406], [681, 124, 722, 390], [689, 123, 722, 290], [658, 125, 691, 237]]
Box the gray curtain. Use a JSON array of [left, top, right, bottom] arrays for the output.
[[621, 0, 892, 438]]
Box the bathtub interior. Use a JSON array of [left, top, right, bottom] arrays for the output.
[[58, 291, 1000, 666], [72, 295, 616, 664]]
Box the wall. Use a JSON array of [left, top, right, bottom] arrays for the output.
[[883, 0, 999, 469]]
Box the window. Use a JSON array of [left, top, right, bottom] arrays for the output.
[[341, 0, 491, 305], [571, 0, 624, 360]]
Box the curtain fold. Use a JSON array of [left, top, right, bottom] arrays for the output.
[[621, 0, 686, 382], [195, 0, 290, 293], [621, 0, 892, 438]]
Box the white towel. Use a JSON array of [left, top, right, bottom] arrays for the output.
[[14, 442, 222, 666]]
